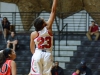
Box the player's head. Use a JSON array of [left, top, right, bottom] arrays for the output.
[[3, 48, 16, 60], [34, 17, 47, 31], [0, 48, 16, 68]]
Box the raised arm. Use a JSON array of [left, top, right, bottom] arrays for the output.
[[47, 0, 57, 29]]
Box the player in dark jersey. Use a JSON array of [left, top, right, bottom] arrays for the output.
[[0, 48, 16, 75]]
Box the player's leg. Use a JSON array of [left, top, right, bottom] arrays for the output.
[[43, 52, 53, 75], [30, 50, 43, 75]]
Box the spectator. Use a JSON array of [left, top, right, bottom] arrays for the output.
[[51, 61, 64, 75], [86, 21, 99, 41], [78, 60, 92, 75], [0, 48, 16, 75], [72, 68, 80, 75], [2, 17, 10, 39], [7, 31, 18, 51]]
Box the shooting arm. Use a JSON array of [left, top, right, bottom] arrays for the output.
[[47, 0, 57, 29]]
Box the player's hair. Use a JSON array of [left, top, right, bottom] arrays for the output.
[[34, 17, 44, 31], [0, 48, 12, 68]]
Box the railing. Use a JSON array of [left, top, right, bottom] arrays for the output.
[[0, 11, 99, 58], [53, 23, 68, 58], [0, 11, 96, 32]]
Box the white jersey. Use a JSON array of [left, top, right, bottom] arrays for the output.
[[34, 27, 53, 52]]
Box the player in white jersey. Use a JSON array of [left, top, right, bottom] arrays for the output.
[[29, 0, 57, 75]]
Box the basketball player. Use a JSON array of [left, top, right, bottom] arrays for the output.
[[29, 0, 57, 75], [0, 48, 16, 75]]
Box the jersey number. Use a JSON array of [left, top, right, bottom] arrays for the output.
[[0, 64, 8, 73], [37, 37, 51, 49]]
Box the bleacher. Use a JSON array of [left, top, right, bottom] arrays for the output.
[[64, 33, 100, 75], [0, 11, 100, 75], [0, 33, 31, 75], [0, 31, 100, 75]]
